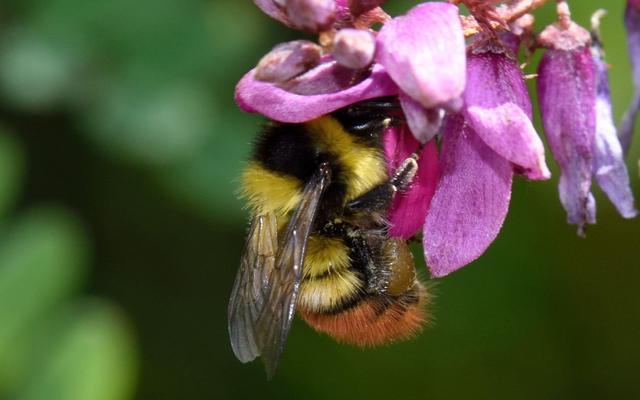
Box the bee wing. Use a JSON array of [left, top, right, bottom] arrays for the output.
[[228, 212, 279, 363], [228, 162, 331, 378], [255, 162, 331, 378]]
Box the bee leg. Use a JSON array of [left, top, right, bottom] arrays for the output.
[[345, 156, 418, 214], [389, 155, 419, 191]]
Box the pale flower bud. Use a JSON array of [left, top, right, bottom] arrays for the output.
[[332, 28, 375, 69], [286, 0, 336, 32], [254, 40, 322, 83]]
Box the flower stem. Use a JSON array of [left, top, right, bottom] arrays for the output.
[[499, 0, 551, 23]]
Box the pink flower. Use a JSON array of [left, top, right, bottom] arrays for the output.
[[424, 38, 550, 277], [537, 13, 636, 235]]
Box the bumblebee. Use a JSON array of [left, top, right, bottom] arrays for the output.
[[228, 98, 430, 377]]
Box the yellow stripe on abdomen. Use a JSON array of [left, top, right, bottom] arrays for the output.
[[303, 236, 350, 278], [298, 269, 362, 313], [299, 235, 361, 312]]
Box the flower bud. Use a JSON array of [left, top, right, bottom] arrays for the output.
[[621, 0, 640, 153], [332, 28, 375, 69], [254, 40, 322, 83], [537, 20, 596, 234], [286, 0, 336, 32], [349, 0, 386, 16], [253, 0, 293, 28]]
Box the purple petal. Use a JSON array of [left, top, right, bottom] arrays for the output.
[[592, 40, 638, 218], [423, 115, 513, 277], [621, 1, 640, 153], [498, 31, 521, 55], [332, 28, 376, 69], [253, 0, 294, 27], [464, 48, 550, 180], [537, 46, 597, 234], [235, 61, 398, 122], [399, 92, 444, 144], [383, 126, 440, 239], [375, 2, 465, 109]]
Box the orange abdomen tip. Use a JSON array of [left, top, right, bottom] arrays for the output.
[[300, 283, 429, 347]]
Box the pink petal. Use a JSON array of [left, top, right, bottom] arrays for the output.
[[592, 38, 638, 218], [464, 50, 550, 180], [235, 61, 399, 123], [423, 115, 513, 278], [399, 92, 444, 143], [375, 2, 465, 109], [383, 126, 440, 239], [621, 1, 640, 153], [537, 46, 596, 234]]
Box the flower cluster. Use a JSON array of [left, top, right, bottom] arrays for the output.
[[236, 0, 638, 277]]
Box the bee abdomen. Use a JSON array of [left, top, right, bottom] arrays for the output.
[[300, 282, 429, 347], [298, 235, 365, 313]]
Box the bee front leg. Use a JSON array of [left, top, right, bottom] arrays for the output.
[[345, 155, 418, 214]]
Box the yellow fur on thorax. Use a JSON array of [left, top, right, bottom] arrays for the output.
[[306, 117, 387, 201], [241, 162, 302, 216]]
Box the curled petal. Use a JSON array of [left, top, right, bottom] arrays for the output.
[[383, 126, 440, 239], [399, 93, 443, 144], [375, 2, 465, 109], [537, 46, 596, 234], [466, 103, 549, 180], [464, 50, 550, 180], [423, 116, 513, 277], [592, 40, 638, 218], [621, 1, 640, 153], [235, 61, 398, 122], [332, 29, 376, 69]]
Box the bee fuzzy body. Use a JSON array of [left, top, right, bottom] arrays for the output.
[[239, 100, 429, 347]]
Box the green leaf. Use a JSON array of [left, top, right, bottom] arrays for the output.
[[16, 300, 138, 400], [81, 79, 216, 166], [0, 31, 81, 110], [0, 208, 89, 389]]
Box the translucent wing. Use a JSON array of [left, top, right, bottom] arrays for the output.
[[255, 162, 331, 377], [228, 162, 331, 378], [228, 212, 279, 363]]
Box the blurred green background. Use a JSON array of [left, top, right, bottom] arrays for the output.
[[0, 1, 638, 399]]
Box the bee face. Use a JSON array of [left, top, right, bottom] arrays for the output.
[[228, 98, 430, 377]]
